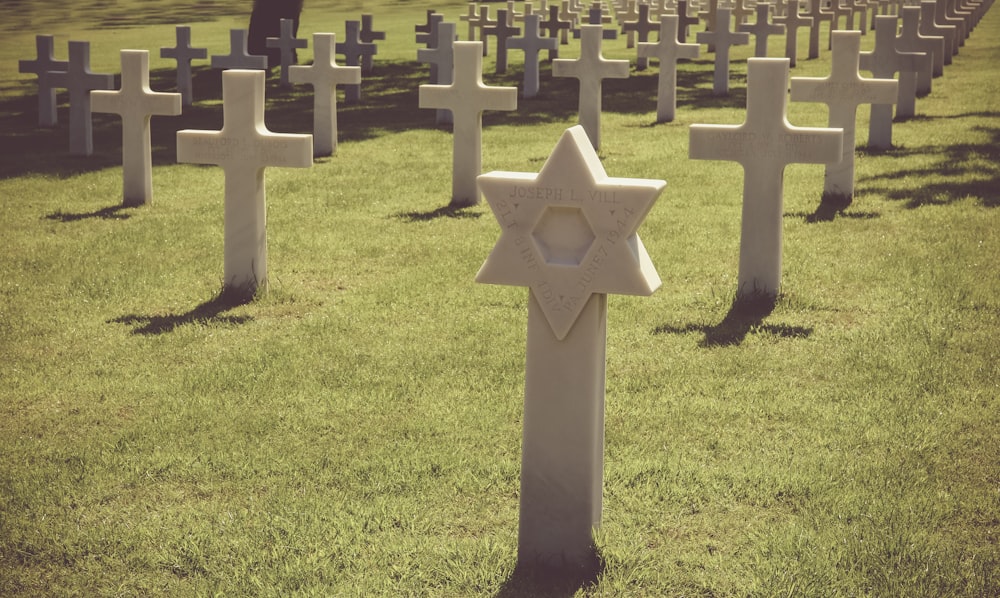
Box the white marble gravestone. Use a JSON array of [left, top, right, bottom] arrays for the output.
[[774, 2, 813, 67], [897, 6, 943, 97], [460, 3, 482, 40], [289, 33, 361, 157], [919, 0, 955, 68], [508, 14, 558, 98], [485, 10, 522, 74], [415, 12, 445, 82], [638, 16, 700, 123], [623, 3, 660, 68], [160, 26, 208, 106], [176, 70, 312, 295], [860, 16, 925, 148], [690, 59, 843, 298], [739, 4, 786, 57], [359, 14, 386, 74], [553, 25, 629, 150], [19, 35, 68, 127], [91, 50, 182, 206], [676, 1, 702, 43], [266, 18, 307, 88], [696, 8, 750, 95], [47, 41, 115, 156], [336, 21, 376, 105], [211, 29, 268, 70], [417, 22, 458, 125], [790, 31, 898, 202], [804, 0, 834, 59], [418, 42, 518, 207], [477, 125, 664, 568], [540, 4, 573, 58], [469, 7, 498, 56]]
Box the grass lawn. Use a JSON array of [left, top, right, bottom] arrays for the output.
[[1, 0, 998, 596]]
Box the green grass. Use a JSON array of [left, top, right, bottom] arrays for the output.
[[1, 1, 998, 596]]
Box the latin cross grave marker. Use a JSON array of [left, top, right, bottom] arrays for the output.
[[211, 29, 268, 70], [476, 125, 664, 568], [638, 16, 700, 122], [418, 42, 518, 207], [18, 34, 68, 127], [160, 26, 208, 106], [774, 1, 813, 67], [266, 18, 307, 88], [540, 4, 573, 58], [897, 6, 943, 97], [91, 50, 182, 206], [337, 21, 376, 104], [418, 22, 459, 124], [359, 14, 386, 74], [739, 4, 786, 57], [176, 70, 312, 296], [919, 0, 955, 68], [289, 33, 361, 157], [790, 31, 898, 203], [859, 16, 925, 148], [804, 0, 834, 59], [676, 1, 702, 43], [484, 10, 522, 74], [508, 14, 558, 98], [696, 8, 750, 95], [690, 58, 843, 298], [623, 3, 660, 69], [47, 40, 115, 156], [468, 7, 498, 55], [553, 25, 630, 150]]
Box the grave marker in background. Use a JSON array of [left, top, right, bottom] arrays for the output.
[[266, 18, 307, 88], [919, 0, 956, 67], [359, 14, 386, 74], [740, 4, 786, 57], [508, 14, 558, 97], [18, 34, 68, 127], [419, 42, 518, 207], [774, 2, 813, 67], [47, 40, 115, 156], [477, 125, 664, 569], [289, 33, 361, 156], [160, 26, 207, 106], [176, 70, 312, 296], [337, 20, 376, 104], [897, 6, 943, 96], [690, 58, 843, 298], [418, 22, 458, 124], [860, 16, 925, 147], [696, 8, 750, 95], [638, 16, 700, 122], [484, 10, 522, 73], [211, 29, 268, 70], [91, 50, 182, 206]]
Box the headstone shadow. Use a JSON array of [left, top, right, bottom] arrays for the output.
[[654, 294, 813, 347], [44, 204, 134, 222], [492, 547, 604, 598], [395, 205, 483, 222], [109, 290, 253, 335]]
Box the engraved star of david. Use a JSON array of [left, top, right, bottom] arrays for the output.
[[476, 125, 665, 339]]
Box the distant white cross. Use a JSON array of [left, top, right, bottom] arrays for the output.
[[508, 14, 558, 98], [211, 29, 268, 70], [91, 50, 182, 206], [696, 8, 750, 95], [860, 16, 925, 148], [638, 16, 700, 122], [47, 40, 115, 156], [739, 4, 785, 57], [774, 2, 813, 66], [160, 26, 207, 106], [266, 18, 307, 88], [18, 34, 68, 127], [289, 33, 361, 157]]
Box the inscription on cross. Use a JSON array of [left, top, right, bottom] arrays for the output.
[[638, 16, 700, 122], [18, 34, 68, 127], [289, 33, 361, 156], [176, 70, 312, 296], [91, 50, 182, 206], [160, 26, 207, 106], [47, 40, 115, 156], [554, 25, 630, 150], [419, 42, 518, 207], [690, 58, 843, 298], [791, 31, 898, 203]]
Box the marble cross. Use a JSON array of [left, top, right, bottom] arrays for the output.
[[696, 8, 750, 95], [919, 0, 955, 67], [508, 14, 558, 98], [359, 14, 386, 73], [211, 29, 268, 70], [18, 34, 68, 127], [774, 2, 813, 67], [540, 4, 573, 58], [553, 25, 630, 150], [336, 21, 376, 104], [623, 4, 660, 69], [289, 33, 361, 157], [266, 18, 307, 88], [558, 0, 581, 44], [897, 6, 943, 97], [849, 0, 870, 34], [638, 16, 700, 122], [418, 42, 518, 207], [804, 0, 834, 59], [417, 22, 458, 124], [935, 0, 966, 53], [697, 0, 722, 52], [460, 3, 482, 40], [477, 125, 664, 568], [415, 10, 444, 46], [469, 7, 498, 56], [574, 5, 618, 40], [47, 40, 115, 156], [790, 31, 898, 203], [485, 10, 522, 74], [160, 26, 207, 106], [860, 16, 925, 148], [739, 4, 786, 57], [676, 1, 702, 43], [91, 50, 182, 206], [829, 0, 854, 50], [176, 70, 312, 296], [690, 58, 843, 298]]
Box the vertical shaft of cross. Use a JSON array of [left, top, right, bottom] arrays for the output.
[[18, 35, 68, 127], [638, 16, 700, 123], [160, 26, 207, 106], [289, 33, 361, 157], [48, 40, 115, 156]]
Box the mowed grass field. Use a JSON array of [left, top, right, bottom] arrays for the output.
[[0, 0, 998, 596]]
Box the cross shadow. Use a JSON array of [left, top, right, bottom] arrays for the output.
[[44, 204, 133, 221], [109, 290, 253, 335], [493, 547, 604, 598], [395, 205, 483, 222], [654, 293, 813, 347]]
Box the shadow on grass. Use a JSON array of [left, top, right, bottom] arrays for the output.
[[109, 289, 254, 335], [654, 293, 813, 347], [785, 194, 882, 223], [493, 548, 604, 598], [44, 204, 135, 221], [395, 204, 483, 222]]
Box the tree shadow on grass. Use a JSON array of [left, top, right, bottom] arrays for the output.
[[109, 290, 253, 335], [493, 547, 604, 598], [654, 293, 812, 347]]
